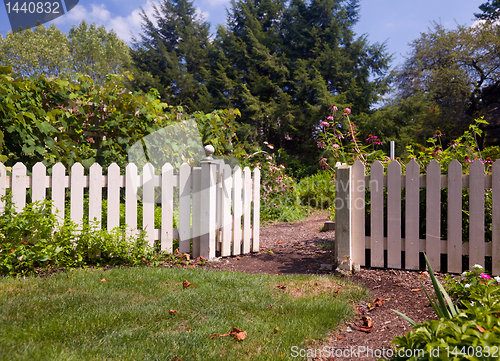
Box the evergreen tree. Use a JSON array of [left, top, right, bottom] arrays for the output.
[[208, 0, 391, 163], [131, 0, 212, 111], [475, 0, 500, 22]]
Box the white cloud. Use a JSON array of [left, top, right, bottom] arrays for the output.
[[196, 7, 210, 21], [53, 1, 158, 43], [203, 0, 230, 6]]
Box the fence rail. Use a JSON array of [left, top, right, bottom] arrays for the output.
[[335, 159, 500, 276], [0, 157, 260, 260]]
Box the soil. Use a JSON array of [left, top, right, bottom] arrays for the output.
[[200, 211, 444, 361]]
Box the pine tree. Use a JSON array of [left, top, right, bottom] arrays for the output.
[[130, 0, 212, 111]]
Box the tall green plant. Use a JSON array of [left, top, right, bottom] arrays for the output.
[[392, 253, 459, 325]]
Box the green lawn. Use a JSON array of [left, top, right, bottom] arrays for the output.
[[0, 267, 368, 360]]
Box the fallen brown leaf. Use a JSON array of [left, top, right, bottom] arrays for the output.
[[334, 287, 341, 295], [100, 279, 106, 283], [476, 325, 486, 333], [361, 315, 373, 328], [374, 297, 384, 307], [277, 285, 286, 290], [212, 327, 247, 341], [277, 240, 283, 244], [171, 357, 183, 361], [183, 280, 197, 289], [229, 327, 246, 340], [411, 288, 421, 292], [169, 310, 177, 314]]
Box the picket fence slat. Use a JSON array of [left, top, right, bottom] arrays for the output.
[[0, 163, 6, 213], [242, 167, 252, 255], [143, 163, 155, 247], [179, 163, 191, 254], [387, 161, 402, 269], [32, 163, 46, 203], [71, 163, 84, 231], [493, 162, 500, 276], [469, 160, 485, 270], [12, 163, 27, 212], [161, 163, 174, 253], [0, 157, 260, 261], [232, 166, 242, 256], [448, 160, 463, 273], [252, 168, 260, 253], [426, 160, 441, 270], [52, 163, 65, 224], [192, 167, 201, 258], [125, 163, 138, 237], [405, 160, 420, 270], [107, 163, 120, 231], [89, 163, 102, 229], [370, 161, 384, 268], [221, 164, 232, 257]]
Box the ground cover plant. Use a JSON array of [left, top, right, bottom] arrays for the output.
[[0, 267, 368, 361], [388, 256, 500, 360]]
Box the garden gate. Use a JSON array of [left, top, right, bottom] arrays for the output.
[[0, 147, 260, 260], [335, 159, 500, 276]]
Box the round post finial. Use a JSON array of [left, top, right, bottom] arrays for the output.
[[204, 144, 215, 160]]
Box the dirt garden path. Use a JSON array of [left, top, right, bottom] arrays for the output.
[[201, 211, 441, 360]]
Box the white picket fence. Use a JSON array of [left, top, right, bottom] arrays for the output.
[[335, 159, 500, 276], [0, 157, 260, 260]]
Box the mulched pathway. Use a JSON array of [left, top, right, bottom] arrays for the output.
[[200, 211, 443, 360]]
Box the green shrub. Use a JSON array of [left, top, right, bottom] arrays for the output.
[[297, 170, 335, 210], [444, 264, 500, 308], [389, 302, 500, 360], [389, 255, 500, 360], [0, 195, 158, 276], [241, 148, 305, 223]]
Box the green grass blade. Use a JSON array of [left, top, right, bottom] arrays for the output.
[[391, 309, 416, 325]]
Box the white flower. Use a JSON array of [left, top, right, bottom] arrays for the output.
[[495, 276, 500, 283], [473, 264, 484, 269], [462, 271, 469, 276], [464, 284, 471, 288]]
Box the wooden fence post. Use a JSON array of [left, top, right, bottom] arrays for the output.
[[200, 145, 217, 259], [335, 164, 353, 271]]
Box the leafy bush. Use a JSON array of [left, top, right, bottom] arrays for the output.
[[444, 264, 500, 308], [389, 255, 500, 360], [0, 195, 158, 276], [389, 303, 500, 360], [241, 146, 305, 223], [297, 170, 335, 210]]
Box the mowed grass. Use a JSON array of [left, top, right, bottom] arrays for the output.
[[0, 267, 368, 360]]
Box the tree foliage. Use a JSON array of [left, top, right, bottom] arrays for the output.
[[130, 0, 212, 111], [475, 0, 500, 21], [131, 0, 392, 168], [0, 21, 132, 83], [394, 22, 500, 144], [0, 66, 241, 170]]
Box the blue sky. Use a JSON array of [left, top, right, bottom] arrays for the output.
[[0, 0, 484, 69]]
